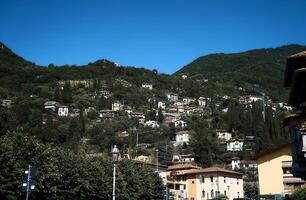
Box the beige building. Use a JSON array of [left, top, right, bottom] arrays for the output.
[[256, 144, 306, 196], [167, 164, 244, 200]]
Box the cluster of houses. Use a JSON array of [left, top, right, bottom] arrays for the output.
[[134, 142, 306, 200], [134, 155, 246, 200]]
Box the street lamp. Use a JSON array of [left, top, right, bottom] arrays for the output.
[[111, 145, 119, 200]]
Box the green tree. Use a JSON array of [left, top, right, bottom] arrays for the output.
[[62, 82, 72, 103], [244, 182, 259, 199], [291, 187, 306, 200]]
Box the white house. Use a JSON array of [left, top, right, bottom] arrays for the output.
[[112, 102, 123, 111], [175, 130, 190, 144], [227, 140, 244, 152], [231, 157, 241, 170], [158, 101, 166, 110], [58, 106, 69, 117], [144, 120, 159, 128], [216, 130, 232, 141], [174, 119, 187, 129], [182, 97, 195, 105], [181, 74, 188, 79], [44, 101, 58, 111], [198, 97, 207, 107], [231, 157, 257, 170], [142, 83, 153, 90], [189, 167, 244, 200], [166, 93, 179, 102], [1, 99, 12, 108], [173, 154, 195, 163]]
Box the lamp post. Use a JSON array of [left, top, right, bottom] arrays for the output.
[[155, 149, 159, 172], [111, 145, 119, 200]]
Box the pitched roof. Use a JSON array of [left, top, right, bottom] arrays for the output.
[[176, 130, 190, 135], [179, 167, 243, 176], [167, 163, 200, 171]]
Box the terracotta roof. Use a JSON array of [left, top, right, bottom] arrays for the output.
[[176, 130, 190, 135], [179, 167, 243, 176], [180, 154, 194, 158], [288, 51, 306, 58], [167, 163, 200, 171], [232, 157, 240, 160]]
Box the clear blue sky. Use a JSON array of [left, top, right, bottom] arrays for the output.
[[1, 0, 306, 74]]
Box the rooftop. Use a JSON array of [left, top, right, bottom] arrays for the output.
[[179, 167, 243, 176], [167, 163, 200, 171]]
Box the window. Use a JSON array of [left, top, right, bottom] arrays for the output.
[[224, 190, 227, 196], [224, 176, 226, 183], [238, 192, 240, 198], [211, 190, 214, 198], [202, 190, 205, 197], [210, 176, 213, 182], [192, 180, 194, 184], [237, 178, 239, 184], [201, 176, 205, 183]]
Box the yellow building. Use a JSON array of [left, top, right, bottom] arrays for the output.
[[256, 144, 306, 196], [135, 155, 153, 163], [166, 164, 244, 200]]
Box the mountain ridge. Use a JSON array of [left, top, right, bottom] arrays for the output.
[[175, 44, 306, 100]]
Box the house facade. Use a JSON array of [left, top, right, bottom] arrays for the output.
[[112, 102, 123, 111], [144, 120, 159, 128], [175, 131, 190, 145], [226, 140, 244, 151], [141, 83, 153, 90], [158, 101, 166, 109], [44, 101, 58, 111], [256, 144, 306, 196], [167, 164, 244, 200], [167, 93, 179, 102], [58, 106, 69, 117], [174, 119, 187, 129], [216, 130, 232, 142]]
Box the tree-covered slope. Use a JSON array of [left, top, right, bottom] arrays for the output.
[[176, 44, 306, 100]]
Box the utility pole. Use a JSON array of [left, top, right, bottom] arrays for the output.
[[262, 93, 266, 121], [22, 165, 37, 200], [155, 149, 159, 172], [26, 165, 30, 200], [135, 131, 139, 157]]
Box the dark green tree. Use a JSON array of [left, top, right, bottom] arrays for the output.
[[62, 82, 72, 104]]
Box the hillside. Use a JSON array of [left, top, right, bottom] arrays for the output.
[[176, 44, 306, 101]]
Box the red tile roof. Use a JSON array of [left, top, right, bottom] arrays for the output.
[[178, 167, 243, 176], [167, 163, 200, 171]]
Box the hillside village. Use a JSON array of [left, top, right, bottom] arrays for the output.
[[1, 43, 306, 200]]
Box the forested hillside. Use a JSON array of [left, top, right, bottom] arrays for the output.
[[0, 41, 297, 199], [176, 44, 306, 101]]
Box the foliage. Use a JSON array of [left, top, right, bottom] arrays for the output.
[[291, 187, 306, 200], [176, 44, 306, 101], [244, 182, 259, 199], [0, 132, 164, 200]]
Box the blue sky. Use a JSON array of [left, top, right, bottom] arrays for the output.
[[1, 0, 306, 74]]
